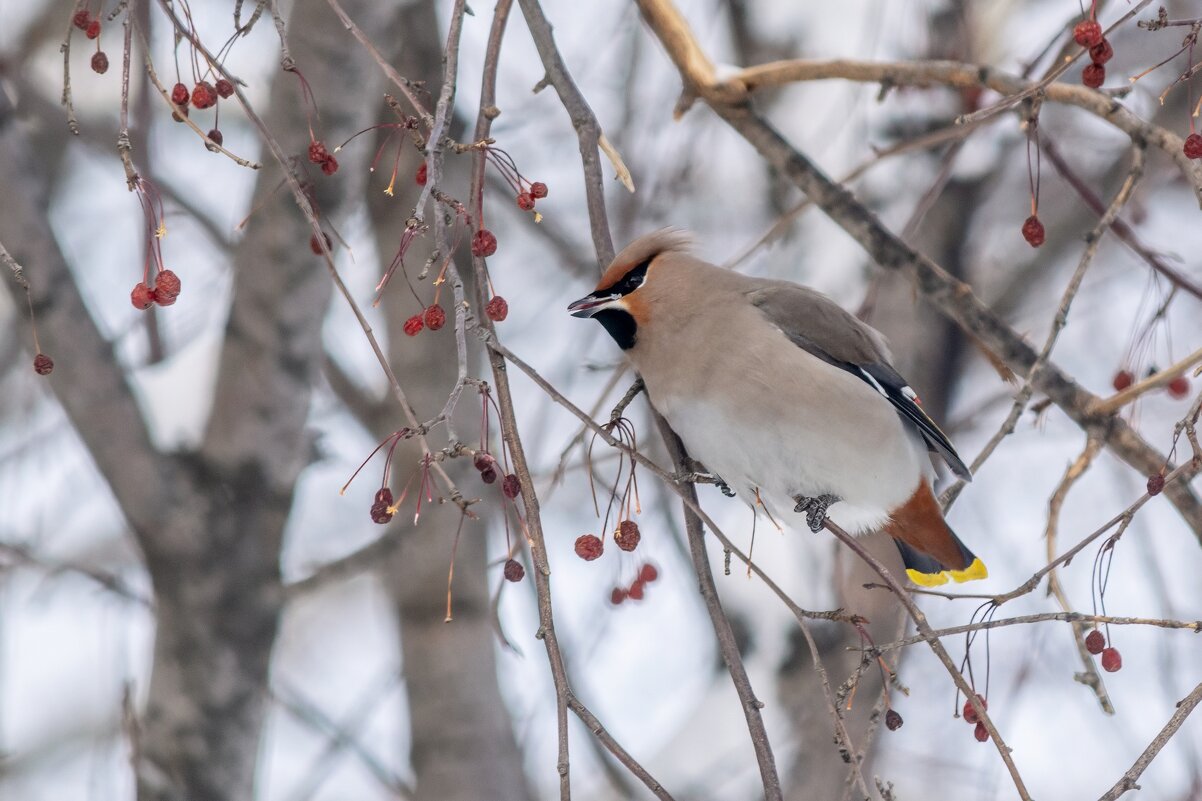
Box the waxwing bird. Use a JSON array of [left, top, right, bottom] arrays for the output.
[[568, 230, 986, 586]]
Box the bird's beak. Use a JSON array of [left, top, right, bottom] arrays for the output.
[[567, 292, 621, 318]]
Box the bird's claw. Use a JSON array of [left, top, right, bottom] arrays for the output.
[[793, 493, 841, 533], [673, 471, 736, 497]]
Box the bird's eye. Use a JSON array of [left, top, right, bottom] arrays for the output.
[[626, 274, 644, 291]]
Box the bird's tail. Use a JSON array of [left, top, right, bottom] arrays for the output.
[[884, 480, 988, 587]]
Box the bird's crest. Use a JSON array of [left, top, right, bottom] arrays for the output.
[[596, 228, 693, 292]]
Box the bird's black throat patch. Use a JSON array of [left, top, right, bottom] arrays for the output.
[[593, 308, 637, 350]]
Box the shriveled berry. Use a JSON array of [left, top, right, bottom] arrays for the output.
[[1085, 629, 1105, 655], [403, 314, 424, 336], [172, 107, 189, 123], [1167, 375, 1190, 399], [1185, 133, 1202, 160], [370, 500, 394, 524], [320, 156, 339, 175], [963, 694, 988, 724], [91, 51, 109, 74], [308, 140, 329, 164], [1112, 369, 1134, 391], [155, 269, 181, 300], [1021, 215, 1045, 247], [885, 710, 903, 731], [615, 519, 641, 551], [153, 290, 176, 307], [72, 9, 91, 30], [1073, 19, 1103, 48], [131, 282, 154, 310], [207, 129, 223, 147], [1147, 473, 1166, 496], [473, 452, 494, 472], [375, 487, 394, 507], [215, 78, 234, 98], [610, 587, 627, 605], [627, 580, 645, 600], [415, 162, 427, 186], [973, 721, 988, 742], [170, 82, 189, 106], [191, 81, 217, 109], [480, 467, 498, 484], [423, 304, 446, 331], [471, 228, 498, 258], [1101, 646, 1122, 672], [1082, 63, 1105, 89], [639, 563, 658, 583], [485, 295, 508, 322], [516, 192, 535, 211], [309, 232, 332, 254], [574, 533, 604, 561], [529, 181, 548, 199], [502, 473, 521, 499], [503, 559, 525, 582], [33, 353, 54, 375], [1089, 38, 1114, 65], [85, 20, 101, 39]]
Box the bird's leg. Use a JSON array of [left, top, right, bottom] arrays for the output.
[[792, 493, 842, 533], [672, 470, 736, 496]]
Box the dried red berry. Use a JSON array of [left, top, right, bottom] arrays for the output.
[[502, 473, 521, 499], [171, 82, 189, 106], [153, 290, 176, 307], [473, 452, 494, 472], [639, 563, 658, 583], [610, 587, 627, 605], [403, 314, 424, 336], [1082, 63, 1105, 89], [471, 228, 498, 258], [415, 162, 427, 186], [320, 156, 339, 176], [72, 10, 91, 30], [574, 534, 604, 561], [1089, 38, 1114, 65], [375, 487, 394, 506], [885, 710, 903, 731], [1185, 134, 1202, 160], [423, 304, 446, 331], [370, 500, 394, 524], [529, 181, 548, 199], [963, 694, 988, 725], [172, 107, 189, 123], [485, 295, 508, 322], [1147, 473, 1166, 496], [1085, 629, 1105, 655], [1021, 215, 1045, 247], [628, 580, 645, 600], [207, 129, 223, 147], [215, 78, 234, 99], [503, 559, 525, 582], [615, 519, 641, 551], [91, 51, 109, 74], [131, 282, 154, 310], [1073, 19, 1103, 48], [85, 20, 101, 39], [191, 81, 217, 109], [973, 721, 988, 742], [1101, 646, 1122, 672], [33, 353, 54, 375], [155, 269, 181, 301], [1168, 375, 1190, 399], [1112, 369, 1134, 391], [308, 140, 328, 163], [516, 192, 535, 211], [310, 232, 332, 255], [480, 467, 498, 485]]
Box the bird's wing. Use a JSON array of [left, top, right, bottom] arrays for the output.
[[747, 283, 972, 481]]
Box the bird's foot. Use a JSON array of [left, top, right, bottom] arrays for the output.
[[673, 471, 736, 496], [792, 493, 841, 533]]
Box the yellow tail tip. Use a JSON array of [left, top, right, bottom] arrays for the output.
[[906, 558, 988, 587], [949, 558, 989, 583], [906, 568, 949, 587]]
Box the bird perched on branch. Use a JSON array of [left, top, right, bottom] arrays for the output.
[[568, 230, 986, 586]]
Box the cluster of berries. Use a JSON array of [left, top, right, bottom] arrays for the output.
[[1085, 629, 1123, 672], [131, 270, 182, 309], [573, 519, 643, 562], [72, 7, 109, 74], [1073, 12, 1112, 89], [403, 304, 447, 337], [169, 79, 235, 145], [610, 562, 658, 604], [473, 451, 519, 492], [961, 693, 991, 742], [307, 140, 339, 176], [1111, 369, 1191, 399]]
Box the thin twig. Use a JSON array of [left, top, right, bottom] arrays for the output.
[[1097, 683, 1202, 801]]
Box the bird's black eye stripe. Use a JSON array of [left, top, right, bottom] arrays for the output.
[[613, 259, 650, 295]]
